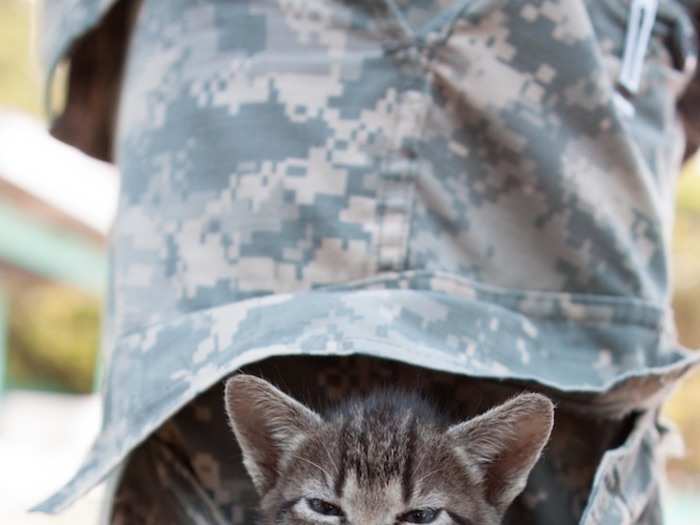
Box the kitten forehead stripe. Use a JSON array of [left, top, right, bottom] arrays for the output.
[[334, 420, 350, 498], [402, 415, 417, 504], [355, 415, 370, 481]]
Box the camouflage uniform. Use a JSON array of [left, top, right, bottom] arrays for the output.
[[35, 0, 700, 523]]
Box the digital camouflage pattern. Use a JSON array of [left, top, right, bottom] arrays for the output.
[[36, 0, 700, 523], [109, 357, 670, 525]]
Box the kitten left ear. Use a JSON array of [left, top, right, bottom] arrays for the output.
[[224, 374, 322, 495], [447, 393, 554, 513]]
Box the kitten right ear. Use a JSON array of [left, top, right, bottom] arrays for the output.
[[447, 393, 554, 513], [224, 374, 322, 495]]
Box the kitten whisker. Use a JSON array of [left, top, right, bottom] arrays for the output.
[[318, 437, 339, 473], [289, 454, 334, 485], [412, 466, 446, 489]]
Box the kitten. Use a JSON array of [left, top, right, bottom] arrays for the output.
[[224, 374, 553, 525]]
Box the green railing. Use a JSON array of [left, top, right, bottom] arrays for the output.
[[0, 197, 105, 393]]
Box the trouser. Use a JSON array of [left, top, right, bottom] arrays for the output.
[[106, 355, 661, 525]]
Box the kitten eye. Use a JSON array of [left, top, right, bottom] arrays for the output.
[[306, 498, 344, 517], [399, 508, 440, 524]]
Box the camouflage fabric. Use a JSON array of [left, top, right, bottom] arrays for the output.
[[107, 356, 665, 525], [36, 0, 700, 523]]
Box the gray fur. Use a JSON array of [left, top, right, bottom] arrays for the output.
[[225, 375, 554, 525]]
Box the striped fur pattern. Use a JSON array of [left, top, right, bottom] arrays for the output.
[[224, 375, 554, 525]]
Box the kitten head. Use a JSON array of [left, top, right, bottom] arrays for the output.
[[224, 375, 553, 525]]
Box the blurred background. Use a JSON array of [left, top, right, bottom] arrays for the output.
[[0, 0, 698, 523]]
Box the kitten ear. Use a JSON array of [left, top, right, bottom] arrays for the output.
[[224, 374, 322, 495], [447, 393, 554, 512]]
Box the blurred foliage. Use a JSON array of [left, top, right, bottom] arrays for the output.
[[0, 0, 42, 117], [666, 159, 700, 478], [676, 155, 700, 215], [8, 285, 100, 393], [673, 158, 700, 347], [1, 0, 93, 393], [666, 371, 700, 475]]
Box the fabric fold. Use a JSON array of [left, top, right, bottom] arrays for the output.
[[33, 271, 699, 512]]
